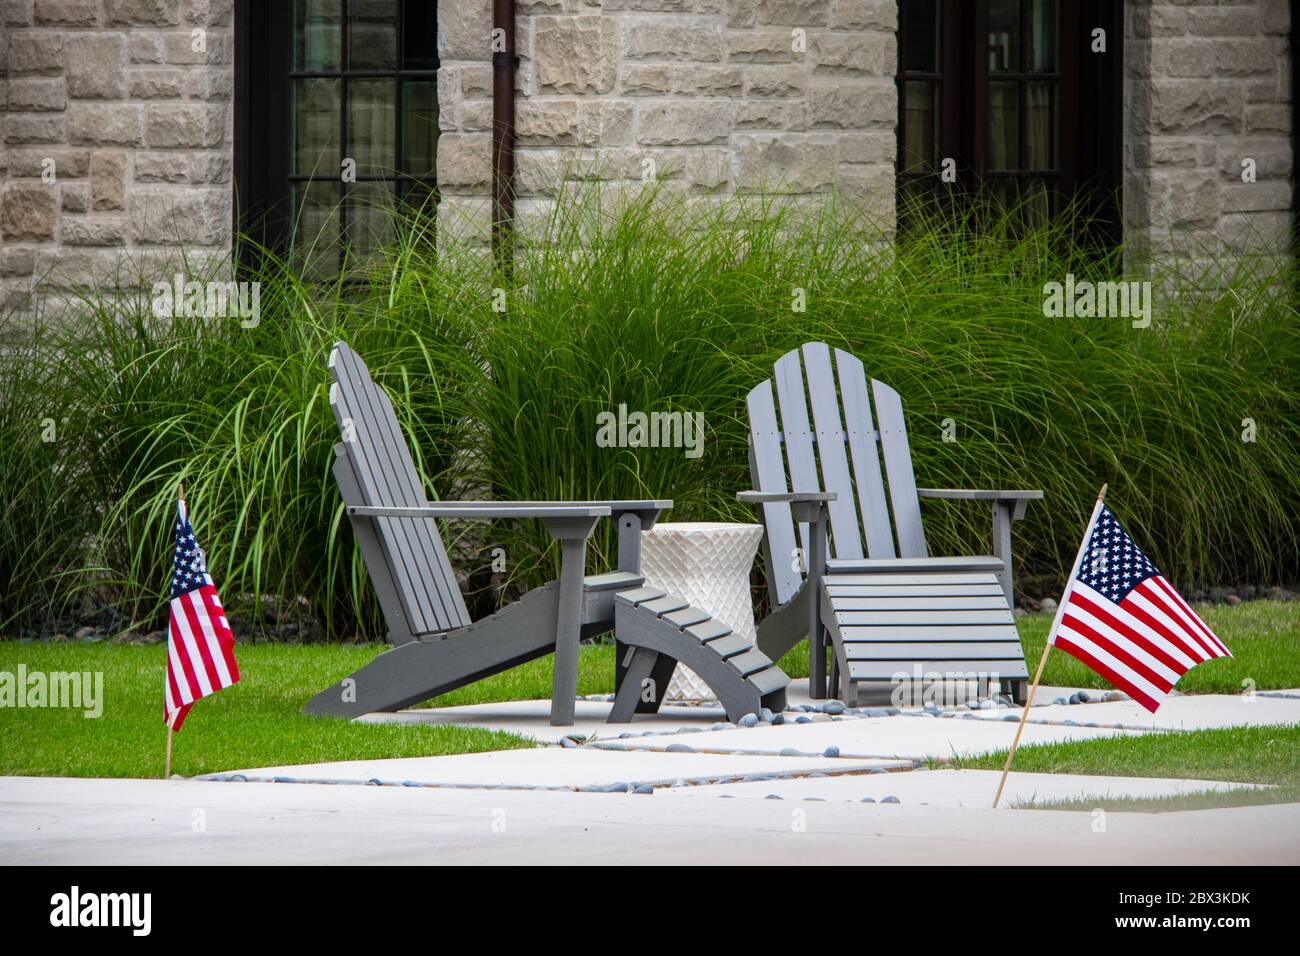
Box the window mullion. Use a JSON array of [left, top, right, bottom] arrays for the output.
[[340, 0, 350, 271], [396, 0, 404, 203]]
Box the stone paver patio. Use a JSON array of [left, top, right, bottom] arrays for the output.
[[663, 768, 1264, 806], [205, 747, 910, 790], [3, 681, 1297, 863], [966, 692, 1300, 731], [1, 776, 1295, 865]]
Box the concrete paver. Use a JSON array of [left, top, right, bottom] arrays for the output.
[[1, 776, 1294, 865], [664, 768, 1262, 807], [357, 698, 727, 744], [205, 747, 909, 790], [971, 693, 1300, 731], [358, 680, 1148, 746], [6, 679, 1294, 864], [592, 713, 1145, 760]]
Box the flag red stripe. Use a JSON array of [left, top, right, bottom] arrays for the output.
[[171, 601, 214, 696], [180, 591, 225, 692], [168, 613, 203, 701], [188, 587, 233, 688], [1135, 581, 1216, 660], [1055, 614, 1170, 704], [1149, 576, 1230, 658], [168, 702, 191, 731], [1120, 589, 1208, 663], [1067, 590, 1187, 675], [165, 656, 184, 714], [1059, 609, 1176, 693], [1138, 582, 1216, 665], [1053, 633, 1160, 712], [200, 586, 240, 682]]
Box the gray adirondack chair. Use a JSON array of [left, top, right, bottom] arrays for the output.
[[304, 342, 673, 726], [305, 342, 789, 726], [740, 342, 1041, 705]]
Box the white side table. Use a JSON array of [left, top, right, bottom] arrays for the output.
[[638, 521, 764, 702]]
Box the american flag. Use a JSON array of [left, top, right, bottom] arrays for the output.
[[166, 499, 239, 730], [1049, 502, 1231, 713]]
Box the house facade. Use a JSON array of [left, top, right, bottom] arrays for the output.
[[0, 0, 1294, 322]]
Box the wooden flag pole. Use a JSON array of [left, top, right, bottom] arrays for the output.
[[165, 481, 183, 779], [993, 483, 1107, 809], [991, 634, 1050, 808]]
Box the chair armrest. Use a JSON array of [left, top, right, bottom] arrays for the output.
[[595, 499, 672, 531], [592, 499, 673, 511], [916, 488, 1041, 522], [736, 490, 838, 504], [346, 502, 612, 520], [916, 488, 1043, 501], [738, 490, 835, 528], [347, 499, 670, 564]]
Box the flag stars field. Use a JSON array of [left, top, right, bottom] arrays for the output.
[[1050, 503, 1232, 715], [165, 495, 240, 741]]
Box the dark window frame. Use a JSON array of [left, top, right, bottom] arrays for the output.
[[234, 0, 293, 261], [234, 0, 439, 271], [896, 0, 1121, 243]]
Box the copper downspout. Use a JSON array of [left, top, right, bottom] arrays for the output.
[[491, 0, 518, 268]]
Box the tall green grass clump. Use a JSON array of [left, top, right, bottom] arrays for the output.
[[1, 218, 478, 638], [442, 188, 1300, 600], [1, 185, 1296, 640]]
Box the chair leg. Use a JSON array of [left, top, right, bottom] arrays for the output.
[[1012, 679, 1030, 705], [636, 654, 678, 714], [609, 647, 659, 723], [807, 515, 828, 699], [549, 536, 587, 726]]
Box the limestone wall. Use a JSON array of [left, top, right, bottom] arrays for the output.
[[1124, 0, 1293, 268], [3, 0, 1293, 324], [435, 0, 900, 242], [0, 0, 234, 323]]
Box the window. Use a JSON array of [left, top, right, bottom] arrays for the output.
[[896, 0, 950, 214], [984, 0, 1067, 221], [896, 0, 1121, 239], [235, 1, 439, 271]]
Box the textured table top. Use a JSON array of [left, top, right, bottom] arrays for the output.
[[645, 521, 763, 535]]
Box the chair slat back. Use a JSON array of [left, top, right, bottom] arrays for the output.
[[745, 343, 930, 605], [870, 379, 928, 558], [329, 342, 471, 636], [800, 342, 863, 560], [834, 348, 896, 558], [772, 348, 822, 565], [746, 380, 801, 605]]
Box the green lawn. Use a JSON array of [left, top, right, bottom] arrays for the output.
[[2, 600, 1296, 781], [959, 724, 1300, 812], [0, 643, 535, 779]]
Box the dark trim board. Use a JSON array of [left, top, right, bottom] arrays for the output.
[[1293, 0, 1298, 250], [233, 0, 293, 265], [1075, 0, 1124, 250]]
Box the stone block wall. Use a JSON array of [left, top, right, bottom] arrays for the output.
[[435, 0, 899, 243], [1, 0, 234, 322], [1124, 0, 1293, 268], [3, 0, 1294, 321]]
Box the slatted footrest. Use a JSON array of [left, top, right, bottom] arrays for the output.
[[820, 570, 1030, 705], [609, 588, 790, 722]]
